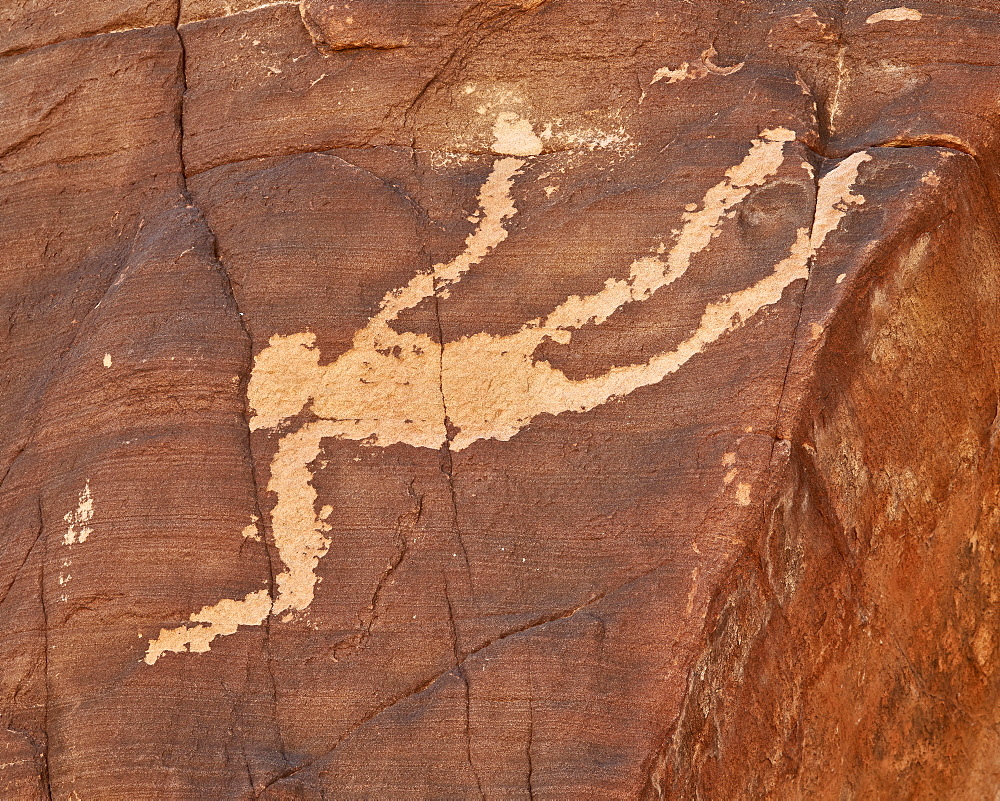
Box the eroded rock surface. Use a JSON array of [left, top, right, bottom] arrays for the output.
[[2, 1, 1000, 798]]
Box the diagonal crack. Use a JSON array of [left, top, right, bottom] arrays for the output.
[[256, 572, 634, 790], [0, 440, 30, 496], [36, 498, 53, 801], [767, 155, 822, 466], [170, 11, 291, 779], [432, 293, 475, 594], [0, 80, 98, 166], [445, 580, 486, 799], [350, 486, 416, 650], [0, 503, 46, 611]]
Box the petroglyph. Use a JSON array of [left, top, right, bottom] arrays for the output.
[[700, 45, 745, 77], [144, 121, 871, 663], [145, 589, 272, 665], [63, 480, 94, 546], [650, 46, 743, 85], [866, 7, 922, 24], [651, 63, 704, 85], [145, 141, 526, 662]]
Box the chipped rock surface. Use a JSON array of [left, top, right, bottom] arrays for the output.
[[2, 1, 1000, 798]]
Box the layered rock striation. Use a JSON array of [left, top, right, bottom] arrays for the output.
[[2, 1, 1000, 798]]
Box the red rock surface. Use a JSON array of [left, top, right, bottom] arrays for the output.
[[2, 1, 1000, 798]]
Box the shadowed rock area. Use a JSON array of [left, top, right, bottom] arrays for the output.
[[2, 1, 1000, 798]]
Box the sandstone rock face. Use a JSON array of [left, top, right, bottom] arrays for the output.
[[2, 2, 1000, 798]]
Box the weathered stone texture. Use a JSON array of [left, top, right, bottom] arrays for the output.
[[2, 1, 1000, 798]]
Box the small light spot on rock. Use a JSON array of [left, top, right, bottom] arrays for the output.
[[866, 7, 922, 24]]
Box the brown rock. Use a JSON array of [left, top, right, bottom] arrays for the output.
[[0, 0, 175, 57], [2, 1, 1000, 798]]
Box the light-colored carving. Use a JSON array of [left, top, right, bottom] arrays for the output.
[[866, 7, 922, 24], [650, 46, 743, 85], [63, 480, 94, 546], [145, 589, 272, 665], [144, 122, 870, 663]]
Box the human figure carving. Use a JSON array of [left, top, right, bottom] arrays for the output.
[[144, 118, 870, 664]]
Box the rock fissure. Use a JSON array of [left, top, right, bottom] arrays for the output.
[[36, 499, 53, 801]]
